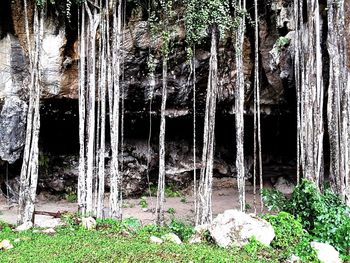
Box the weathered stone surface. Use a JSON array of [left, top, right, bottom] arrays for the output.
[[274, 176, 295, 195], [81, 217, 96, 230], [150, 236, 163, 244], [161, 233, 182, 245], [310, 241, 341, 263], [189, 224, 209, 244], [208, 210, 275, 248], [0, 239, 14, 250], [0, 96, 27, 163], [15, 221, 33, 231]]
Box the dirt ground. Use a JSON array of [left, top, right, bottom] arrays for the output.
[[0, 178, 268, 226]]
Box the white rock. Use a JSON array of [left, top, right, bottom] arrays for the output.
[[13, 238, 21, 243], [161, 233, 182, 245], [15, 221, 33, 232], [287, 254, 301, 263], [209, 209, 275, 248], [274, 176, 295, 195], [81, 217, 96, 230], [0, 240, 14, 250], [42, 228, 56, 234], [310, 241, 341, 263], [189, 224, 209, 244], [150, 236, 163, 244], [35, 217, 62, 229]]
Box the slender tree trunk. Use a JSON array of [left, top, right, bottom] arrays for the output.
[[235, 0, 246, 212], [192, 46, 197, 215], [96, 0, 107, 218], [78, 6, 87, 215], [327, 0, 350, 203], [253, 0, 263, 212], [196, 26, 217, 225], [18, 3, 43, 224], [295, 0, 324, 187], [110, 0, 123, 219], [156, 58, 167, 225]]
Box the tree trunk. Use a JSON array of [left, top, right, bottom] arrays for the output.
[[18, 3, 43, 224], [156, 58, 167, 225], [327, 0, 350, 203], [235, 0, 246, 212], [196, 26, 218, 225]]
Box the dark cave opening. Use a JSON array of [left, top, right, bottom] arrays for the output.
[[0, 0, 14, 39], [38, 98, 297, 180]]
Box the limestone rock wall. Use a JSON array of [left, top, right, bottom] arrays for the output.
[[1, 0, 345, 196]]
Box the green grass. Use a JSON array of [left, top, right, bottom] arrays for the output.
[[0, 221, 282, 263]]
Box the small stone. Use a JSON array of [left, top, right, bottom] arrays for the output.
[[310, 241, 341, 263], [81, 217, 96, 230], [142, 208, 148, 212], [15, 221, 33, 232], [287, 254, 301, 263], [150, 236, 163, 244], [13, 238, 21, 243], [161, 233, 182, 245], [42, 228, 56, 234], [0, 240, 14, 250]]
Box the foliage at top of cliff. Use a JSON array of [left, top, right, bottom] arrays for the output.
[[185, 0, 232, 45]]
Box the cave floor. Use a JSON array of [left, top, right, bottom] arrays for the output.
[[0, 178, 267, 226]]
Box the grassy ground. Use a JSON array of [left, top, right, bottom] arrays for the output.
[[0, 219, 281, 263]]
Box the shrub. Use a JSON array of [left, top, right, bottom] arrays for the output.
[[264, 212, 303, 249], [167, 219, 194, 242], [264, 212, 318, 261], [263, 179, 350, 256]]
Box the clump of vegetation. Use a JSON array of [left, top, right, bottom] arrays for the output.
[[64, 192, 77, 203], [167, 207, 176, 216], [275, 36, 291, 50], [148, 184, 182, 198], [167, 219, 194, 242], [139, 196, 148, 209], [263, 179, 350, 257], [264, 212, 318, 261]]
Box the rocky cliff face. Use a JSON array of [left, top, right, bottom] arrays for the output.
[[0, 0, 345, 197]]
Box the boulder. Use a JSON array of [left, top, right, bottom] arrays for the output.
[[15, 221, 33, 232], [0, 240, 13, 250], [208, 209, 275, 248], [0, 96, 27, 163], [189, 224, 209, 244], [274, 176, 295, 195], [310, 241, 341, 263], [81, 217, 96, 230], [35, 217, 62, 229], [161, 233, 182, 245], [150, 236, 163, 244]]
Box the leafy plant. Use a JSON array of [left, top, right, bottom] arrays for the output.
[[264, 212, 303, 250], [65, 192, 77, 203], [264, 212, 318, 262], [164, 185, 182, 198], [167, 219, 194, 242], [243, 237, 269, 255], [262, 188, 287, 212], [139, 196, 148, 209], [167, 207, 176, 215], [180, 197, 187, 203], [263, 180, 350, 256], [275, 36, 291, 50]]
